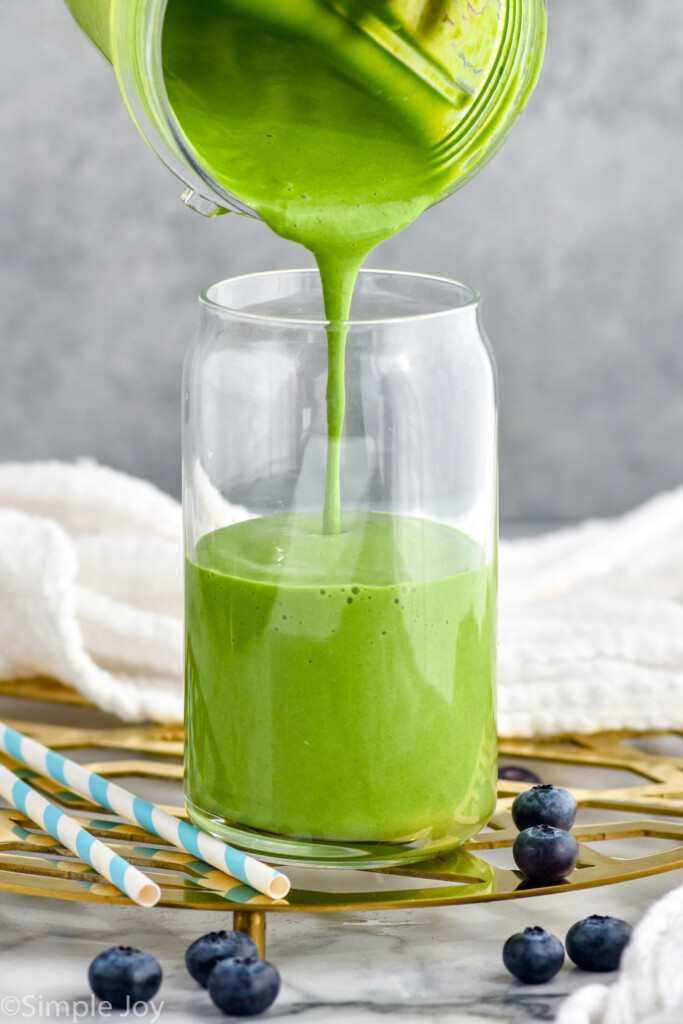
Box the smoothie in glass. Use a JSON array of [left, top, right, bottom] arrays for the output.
[[185, 512, 496, 843]]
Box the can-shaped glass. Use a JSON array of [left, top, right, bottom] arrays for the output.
[[183, 269, 498, 869]]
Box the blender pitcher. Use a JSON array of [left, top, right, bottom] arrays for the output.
[[62, 0, 546, 219]]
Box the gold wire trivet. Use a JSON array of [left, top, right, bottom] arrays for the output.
[[1, 677, 682, 956]]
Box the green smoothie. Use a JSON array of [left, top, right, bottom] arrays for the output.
[[162, 0, 543, 849], [185, 512, 496, 842]]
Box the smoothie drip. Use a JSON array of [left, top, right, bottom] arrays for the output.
[[162, 0, 510, 530], [316, 253, 360, 534]]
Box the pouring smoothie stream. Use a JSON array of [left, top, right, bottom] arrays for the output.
[[64, 0, 546, 858], [162, 0, 540, 533]]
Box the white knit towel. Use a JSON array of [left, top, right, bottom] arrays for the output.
[[498, 484, 683, 736], [0, 459, 682, 734], [0, 461, 184, 722], [556, 883, 683, 1024]]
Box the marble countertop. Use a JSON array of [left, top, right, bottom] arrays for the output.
[[0, 862, 680, 1022]]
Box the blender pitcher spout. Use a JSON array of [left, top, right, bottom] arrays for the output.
[[181, 189, 231, 218]]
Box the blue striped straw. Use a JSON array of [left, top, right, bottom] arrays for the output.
[[0, 722, 290, 900], [0, 761, 160, 907]]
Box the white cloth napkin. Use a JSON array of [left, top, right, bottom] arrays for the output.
[[0, 461, 184, 722], [1, 459, 682, 732], [498, 486, 683, 736]]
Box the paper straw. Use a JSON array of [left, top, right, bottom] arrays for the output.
[[0, 761, 160, 907], [0, 722, 290, 900]]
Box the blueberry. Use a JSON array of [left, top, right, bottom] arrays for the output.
[[208, 956, 280, 1017], [512, 785, 577, 832], [185, 930, 259, 987], [513, 825, 579, 881], [88, 947, 162, 1009], [566, 915, 633, 972], [498, 765, 542, 785], [503, 926, 565, 983]]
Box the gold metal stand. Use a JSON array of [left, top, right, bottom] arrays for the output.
[[1, 678, 682, 957], [234, 911, 266, 958]]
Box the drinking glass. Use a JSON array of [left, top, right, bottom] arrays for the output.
[[183, 269, 498, 869]]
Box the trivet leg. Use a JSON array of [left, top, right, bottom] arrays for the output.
[[233, 910, 266, 958]]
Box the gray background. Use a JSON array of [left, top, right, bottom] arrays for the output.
[[1, 0, 682, 523]]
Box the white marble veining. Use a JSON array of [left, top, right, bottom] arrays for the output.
[[0, 869, 681, 1023]]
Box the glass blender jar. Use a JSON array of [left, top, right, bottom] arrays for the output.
[[62, 0, 546, 218]]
